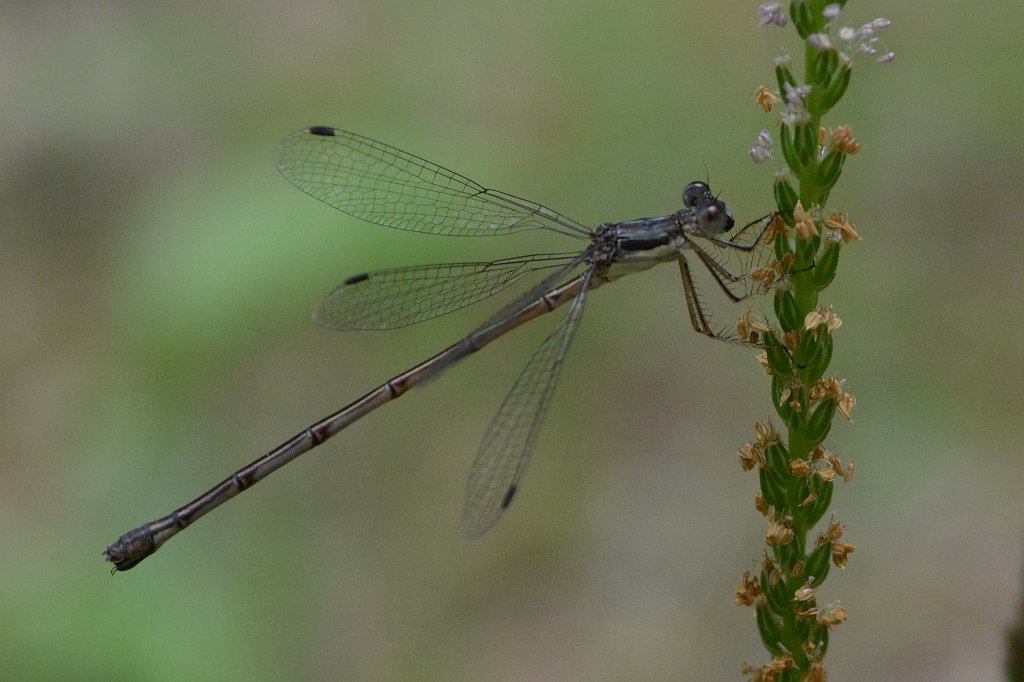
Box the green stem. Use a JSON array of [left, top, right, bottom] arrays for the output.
[[798, 42, 823, 207], [791, 269, 818, 321], [788, 428, 816, 461]]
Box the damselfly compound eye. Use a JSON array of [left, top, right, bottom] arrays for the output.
[[682, 181, 711, 208]]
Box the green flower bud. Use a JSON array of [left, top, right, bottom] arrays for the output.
[[766, 443, 791, 478], [762, 573, 790, 619], [776, 537, 800, 568], [766, 341, 794, 378], [760, 468, 787, 509], [817, 626, 831, 658], [756, 606, 786, 656], [772, 379, 804, 431], [774, 291, 801, 332], [805, 541, 833, 586], [803, 399, 836, 447], [774, 175, 799, 214], [813, 240, 840, 289], [794, 329, 819, 368], [794, 122, 817, 168], [774, 228, 794, 261], [819, 65, 852, 112], [776, 63, 798, 97], [810, 48, 840, 89], [801, 331, 833, 386], [773, 393, 794, 426], [789, 1, 814, 39], [796, 232, 819, 269], [817, 150, 845, 192], [779, 123, 801, 170], [785, 407, 805, 434], [804, 477, 834, 527]]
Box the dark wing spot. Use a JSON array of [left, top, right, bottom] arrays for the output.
[[344, 272, 370, 285], [501, 484, 518, 509], [309, 126, 336, 137]]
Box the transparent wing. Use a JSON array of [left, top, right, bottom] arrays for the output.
[[275, 126, 591, 239], [316, 253, 581, 330], [481, 251, 590, 329], [460, 270, 594, 541], [679, 213, 779, 347], [691, 213, 778, 302], [711, 212, 778, 252]]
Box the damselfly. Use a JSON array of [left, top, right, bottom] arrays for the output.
[[104, 126, 775, 571]]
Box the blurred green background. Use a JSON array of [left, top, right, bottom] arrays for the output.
[[3, 1, 1022, 680]]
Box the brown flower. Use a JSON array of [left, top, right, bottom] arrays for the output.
[[793, 201, 818, 240], [830, 125, 861, 154], [755, 85, 781, 112]]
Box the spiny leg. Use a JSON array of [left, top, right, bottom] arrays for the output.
[[677, 255, 777, 349], [679, 256, 732, 343], [689, 240, 765, 304]]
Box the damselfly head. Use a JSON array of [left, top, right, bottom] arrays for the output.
[[697, 201, 736, 236], [683, 181, 735, 236]]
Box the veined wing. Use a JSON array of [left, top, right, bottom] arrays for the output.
[[316, 253, 581, 330], [679, 213, 780, 347], [461, 269, 594, 541], [692, 213, 778, 302], [712, 212, 777, 251], [275, 127, 591, 239]]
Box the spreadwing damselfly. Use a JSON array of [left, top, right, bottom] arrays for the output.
[[104, 126, 777, 571]]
